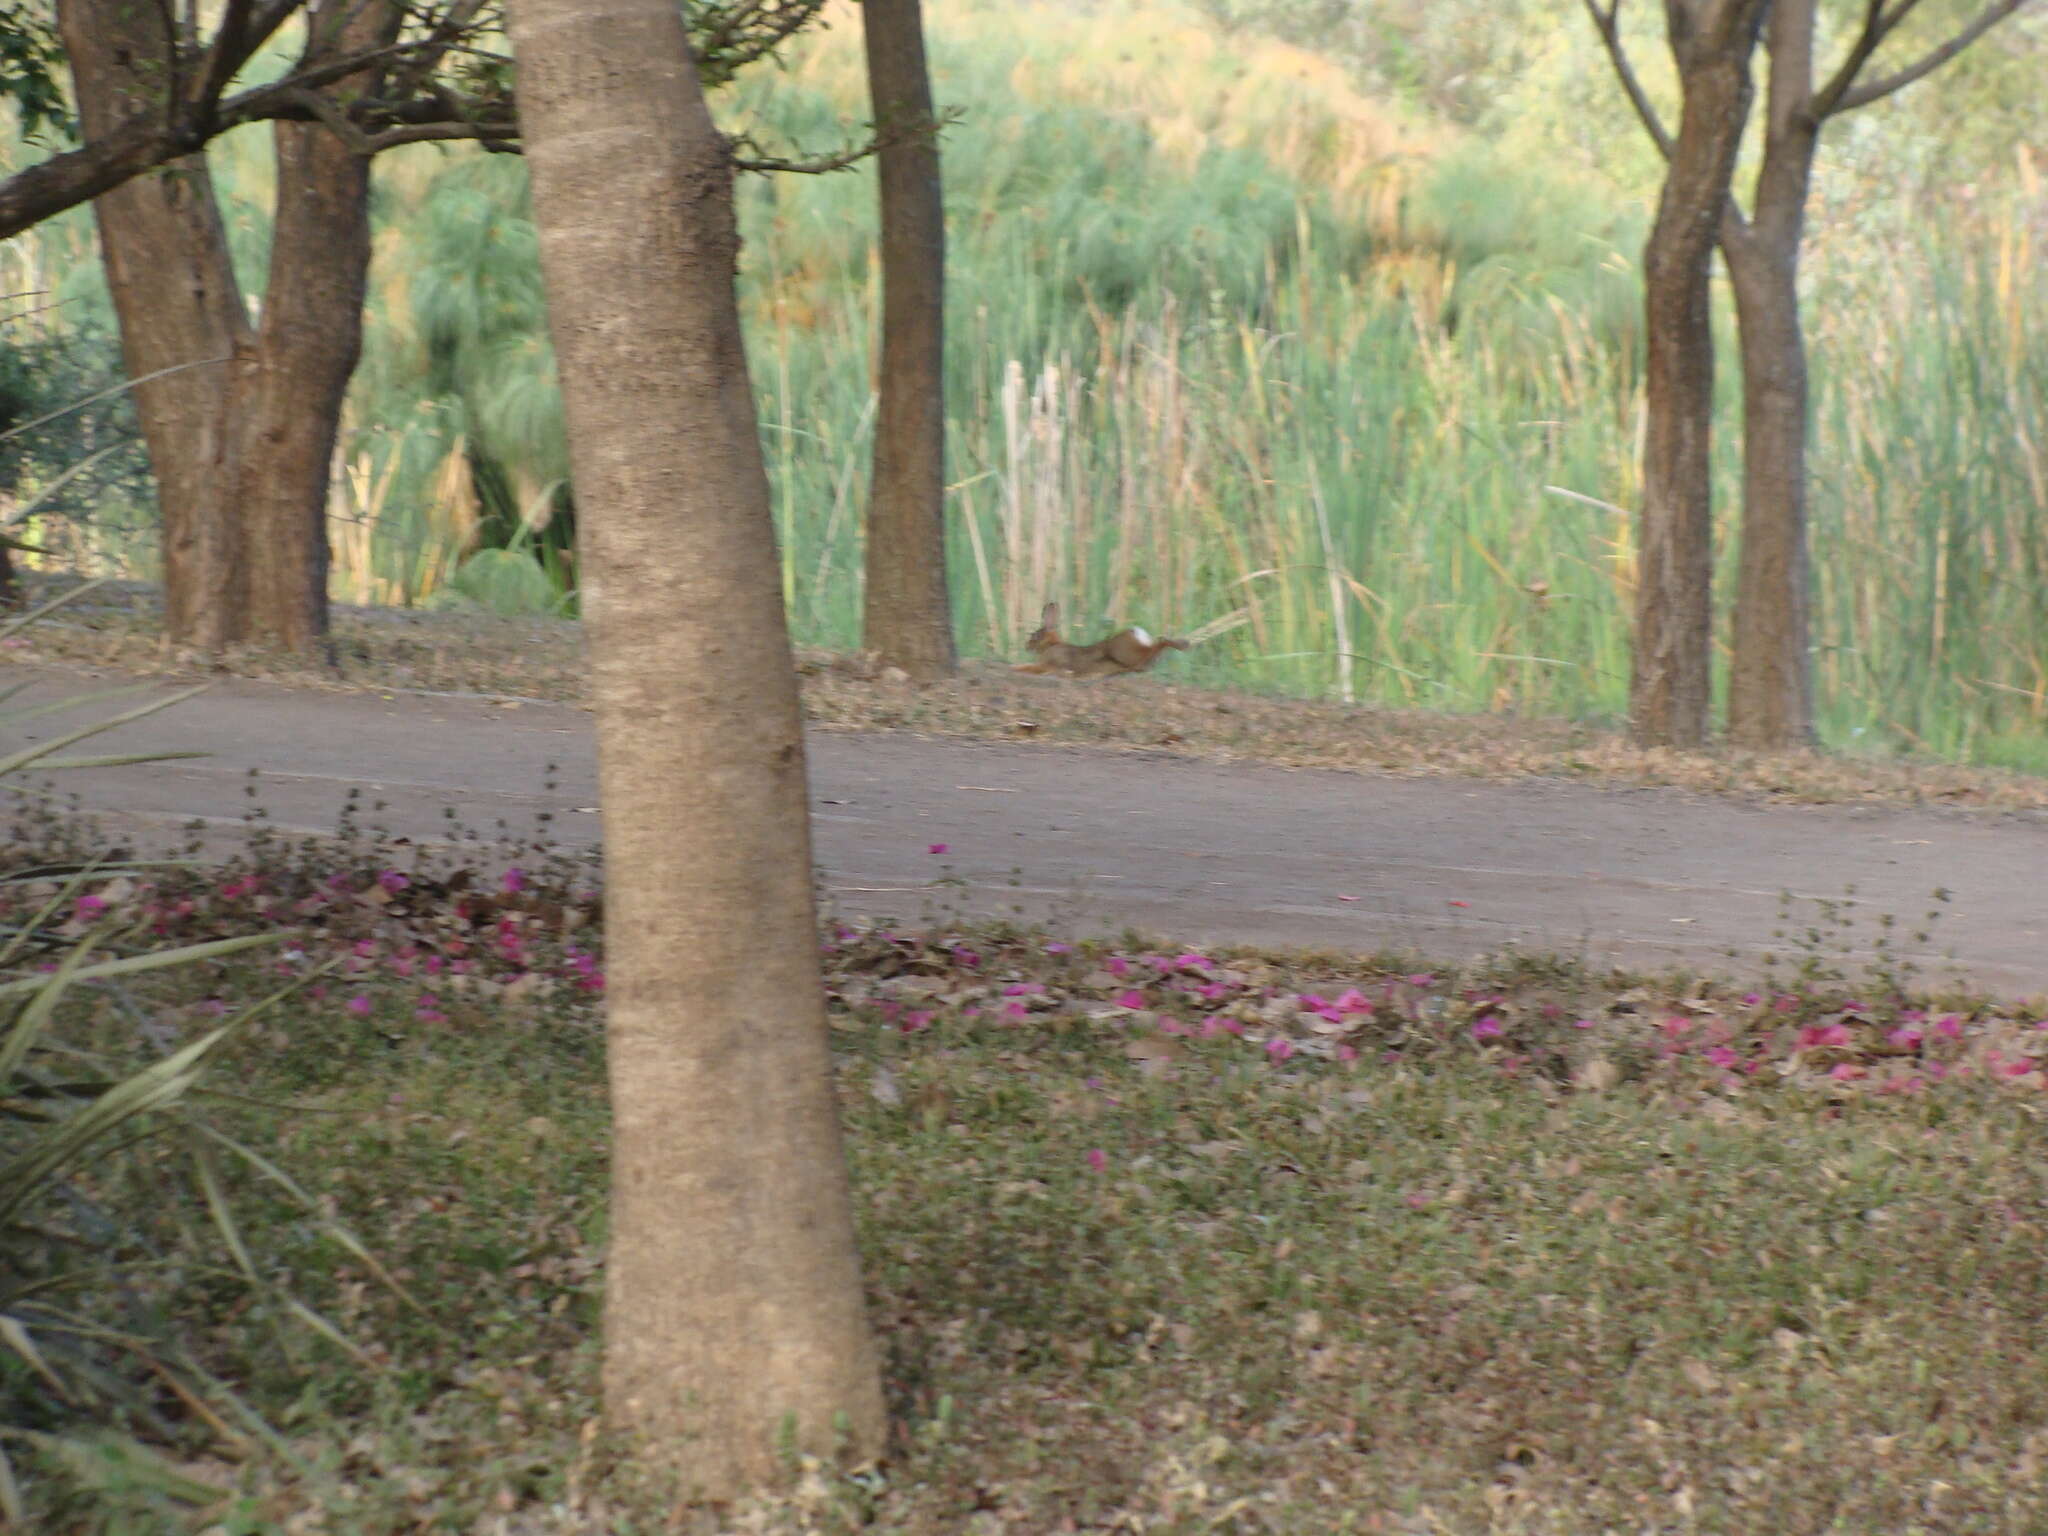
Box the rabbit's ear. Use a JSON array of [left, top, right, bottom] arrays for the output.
[[1041, 602, 1059, 628]]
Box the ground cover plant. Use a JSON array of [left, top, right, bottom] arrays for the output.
[[8, 780, 2048, 1533]]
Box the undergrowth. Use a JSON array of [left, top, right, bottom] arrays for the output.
[[6, 784, 2048, 1532]]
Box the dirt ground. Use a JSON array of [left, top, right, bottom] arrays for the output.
[[9, 659, 2045, 994]]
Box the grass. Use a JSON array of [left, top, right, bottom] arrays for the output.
[[8, 1, 2045, 767], [14, 572, 2048, 814], [10, 780, 2048, 1532]]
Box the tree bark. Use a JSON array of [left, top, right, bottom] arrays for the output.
[[1630, 0, 1768, 748], [858, 0, 955, 679], [59, 0, 248, 654], [1721, 0, 1820, 750], [505, 0, 885, 1499], [234, 1, 399, 655], [61, 0, 392, 656]]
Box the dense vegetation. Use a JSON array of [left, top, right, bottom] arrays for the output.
[[4, 0, 2045, 762]]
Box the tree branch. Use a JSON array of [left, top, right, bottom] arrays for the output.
[[726, 106, 961, 177], [0, 24, 513, 239], [1814, 0, 1910, 114], [190, 0, 310, 116], [1830, 0, 2033, 114], [1581, 0, 1676, 160]]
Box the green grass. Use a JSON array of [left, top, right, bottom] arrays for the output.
[[12, 794, 2048, 1532], [5, 0, 2046, 764]]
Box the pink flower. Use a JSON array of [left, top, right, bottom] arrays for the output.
[[1003, 981, 1046, 996], [1335, 988, 1373, 1014], [345, 994, 372, 1016], [1660, 1017, 1693, 1037], [1887, 1026, 1924, 1050], [901, 1010, 934, 1033], [1044, 942, 1072, 954], [1798, 1023, 1853, 1049], [1572, 1018, 1596, 1030], [1114, 989, 1147, 1009], [73, 894, 107, 919], [377, 870, 409, 894], [1266, 1038, 1295, 1062], [1828, 1063, 1865, 1081], [1706, 1045, 1739, 1069], [502, 868, 527, 894], [1335, 1044, 1359, 1063], [1471, 1015, 1504, 1041], [1086, 1149, 1107, 1173], [1172, 953, 1213, 972], [927, 843, 950, 855], [1105, 956, 1130, 976], [1406, 973, 1435, 988], [1936, 1014, 1963, 1038], [1002, 1000, 1030, 1021]]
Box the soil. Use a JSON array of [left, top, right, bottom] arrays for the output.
[[9, 660, 2044, 993]]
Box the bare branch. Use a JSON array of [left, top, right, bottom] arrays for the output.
[[727, 107, 961, 177], [276, 84, 374, 150], [1814, 0, 1913, 114], [359, 118, 519, 152], [1830, 0, 2033, 114], [191, 0, 310, 117], [1581, 0, 1676, 160], [384, 0, 491, 101]]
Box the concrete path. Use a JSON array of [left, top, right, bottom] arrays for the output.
[[8, 662, 2044, 991]]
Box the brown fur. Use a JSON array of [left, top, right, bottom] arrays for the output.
[[1014, 602, 1190, 679]]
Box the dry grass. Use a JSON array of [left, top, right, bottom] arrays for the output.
[[12, 576, 2048, 812]]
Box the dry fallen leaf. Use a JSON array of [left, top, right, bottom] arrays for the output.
[[1574, 1057, 1618, 1092]]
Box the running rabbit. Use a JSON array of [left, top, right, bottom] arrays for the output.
[[1015, 602, 1189, 679]]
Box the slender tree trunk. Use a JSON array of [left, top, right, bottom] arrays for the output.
[[235, 1, 398, 655], [859, 0, 955, 679], [1630, 0, 1767, 748], [58, 0, 248, 653], [506, 0, 884, 1499], [1722, 0, 1820, 749]]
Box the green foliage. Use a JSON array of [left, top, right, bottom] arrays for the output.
[[0, 591, 389, 1524], [0, 5, 73, 146], [14, 0, 2048, 765], [0, 320, 148, 525]]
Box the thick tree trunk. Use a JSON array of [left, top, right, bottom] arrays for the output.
[[506, 0, 885, 1499], [235, 2, 397, 655], [59, 0, 247, 653], [1722, 1, 1820, 750], [63, 0, 389, 657], [859, 0, 955, 679], [1630, 0, 1767, 748]]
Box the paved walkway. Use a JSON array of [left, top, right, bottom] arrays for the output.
[[9, 662, 2044, 991]]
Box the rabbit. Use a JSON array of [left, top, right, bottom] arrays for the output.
[[1014, 602, 1190, 679]]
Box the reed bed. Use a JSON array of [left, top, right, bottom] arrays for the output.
[[4, 0, 2043, 765]]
